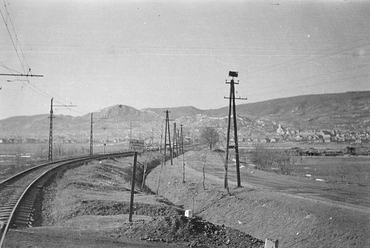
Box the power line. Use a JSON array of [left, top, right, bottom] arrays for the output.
[[2, 0, 29, 71], [245, 37, 370, 78], [0, 8, 26, 73], [247, 64, 370, 99]]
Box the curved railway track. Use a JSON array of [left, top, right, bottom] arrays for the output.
[[0, 152, 134, 248]]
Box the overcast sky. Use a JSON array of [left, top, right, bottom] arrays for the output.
[[0, 0, 369, 119]]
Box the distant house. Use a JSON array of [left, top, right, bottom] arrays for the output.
[[323, 136, 331, 143], [270, 138, 278, 143], [294, 135, 303, 141], [276, 124, 285, 135]]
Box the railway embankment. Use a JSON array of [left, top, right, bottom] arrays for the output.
[[145, 150, 370, 248], [5, 153, 263, 248]]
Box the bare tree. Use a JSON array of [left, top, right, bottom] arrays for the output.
[[200, 127, 220, 150], [336, 164, 347, 183]]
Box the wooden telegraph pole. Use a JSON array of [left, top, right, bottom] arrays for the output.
[[224, 71, 247, 189]]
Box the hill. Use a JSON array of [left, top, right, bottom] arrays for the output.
[[143, 106, 205, 119], [234, 91, 370, 130], [1, 91, 370, 142]]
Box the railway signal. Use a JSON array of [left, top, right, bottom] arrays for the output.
[[128, 139, 144, 222]]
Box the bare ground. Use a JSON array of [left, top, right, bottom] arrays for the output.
[[4, 154, 264, 248], [4, 149, 370, 247], [146, 150, 370, 248]]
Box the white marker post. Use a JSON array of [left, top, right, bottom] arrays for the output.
[[128, 139, 144, 222]]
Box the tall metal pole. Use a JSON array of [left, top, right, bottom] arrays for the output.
[[48, 98, 53, 161], [46, 98, 76, 161], [90, 113, 93, 155]]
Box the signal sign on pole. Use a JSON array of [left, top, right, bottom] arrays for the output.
[[129, 139, 144, 153]]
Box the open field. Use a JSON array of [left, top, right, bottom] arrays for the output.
[[5, 153, 264, 248], [2, 148, 369, 247], [0, 142, 129, 180], [147, 149, 370, 248], [290, 156, 370, 187]]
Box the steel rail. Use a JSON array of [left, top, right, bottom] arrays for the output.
[[0, 151, 134, 248]]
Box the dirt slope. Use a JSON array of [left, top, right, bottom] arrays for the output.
[[5, 154, 264, 248], [146, 150, 370, 248]]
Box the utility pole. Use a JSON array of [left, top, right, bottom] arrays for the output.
[[180, 124, 184, 154], [163, 110, 173, 165], [177, 129, 180, 155], [48, 97, 77, 161], [151, 128, 154, 146], [129, 122, 132, 139], [180, 124, 185, 183], [48, 98, 54, 161], [90, 113, 93, 155], [173, 122, 177, 157], [224, 71, 247, 189], [90, 113, 107, 155]]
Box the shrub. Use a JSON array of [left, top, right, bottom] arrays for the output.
[[249, 144, 293, 175], [122, 152, 162, 192]]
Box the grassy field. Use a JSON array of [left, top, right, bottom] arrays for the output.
[[238, 144, 370, 187], [0, 142, 130, 180], [291, 155, 370, 186], [1, 142, 370, 187]]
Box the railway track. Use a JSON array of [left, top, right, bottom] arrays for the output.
[[0, 152, 134, 248]]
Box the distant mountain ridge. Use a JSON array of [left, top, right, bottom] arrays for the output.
[[143, 106, 205, 119], [1, 91, 370, 141]]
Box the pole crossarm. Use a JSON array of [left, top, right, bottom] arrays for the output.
[[53, 104, 77, 107], [0, 73, 43, 77], [224, 97, 248, 100]]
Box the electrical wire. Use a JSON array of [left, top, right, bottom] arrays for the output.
[[244, 37, 370, 78], [2, 0, 29, 71], [0, 8, 26, 73]]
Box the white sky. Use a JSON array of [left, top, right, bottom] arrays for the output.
[[0, 0, 369, 119]]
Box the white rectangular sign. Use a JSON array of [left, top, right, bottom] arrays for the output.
[[129, 139, 144, 152]]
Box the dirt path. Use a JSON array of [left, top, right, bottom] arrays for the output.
[[187, 157, 370, 215], [146, 150, 370, 248]]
